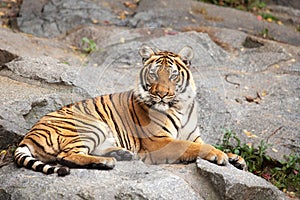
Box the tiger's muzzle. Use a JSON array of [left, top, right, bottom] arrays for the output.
[[149, 83, 175, 105]]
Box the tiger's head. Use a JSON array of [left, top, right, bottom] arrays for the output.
[[136, 45, 196, 111]]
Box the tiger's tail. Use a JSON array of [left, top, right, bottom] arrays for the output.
[[14, 146, 70, 176]]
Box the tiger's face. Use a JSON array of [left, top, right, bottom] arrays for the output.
[[137, 45, 195, 111]]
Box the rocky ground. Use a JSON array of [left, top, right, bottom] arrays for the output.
[[0, 0, 299, 199]]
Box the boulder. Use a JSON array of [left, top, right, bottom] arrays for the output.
[[17, 0, 300, 46], [0, 0, 299, 198], [0, 26, 299, 160], [0, 159, 286, 200]]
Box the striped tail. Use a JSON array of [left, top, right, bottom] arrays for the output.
[[14, 146, 70, 176]]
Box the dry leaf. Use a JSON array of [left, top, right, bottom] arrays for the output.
[[120, 37, 125, 43], [246, 142, 253, 147], [245, 92, 261, 104], [119, 11, 127, 20], [123, 1, 137, 9], [243, 130, 258, 138], [91, 19, 99, 24], [261, 90, 268, 97]]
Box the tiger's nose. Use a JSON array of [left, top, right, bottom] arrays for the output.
[[156, 90, 168, 99]]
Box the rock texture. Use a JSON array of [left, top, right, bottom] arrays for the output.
[[17, 0, 300, 45], [0, 160, 286, 200], [0, 0, 299, 199], [1, 27, 298, 160]]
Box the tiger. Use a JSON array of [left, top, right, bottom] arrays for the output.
[[14, 45, 246, 176]]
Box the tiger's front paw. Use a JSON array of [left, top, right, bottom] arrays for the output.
[[227, 153, 247, 171], [199, 144, 228, 166], [103, 148, 134, 161]]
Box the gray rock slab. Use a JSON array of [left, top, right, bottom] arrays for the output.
[[196, 158, 286, 200], [0, 161, 204, 200], [0, 27, 299, 160], [0, 27, 81, 66], [0, 21, 300, 199], [17, 0, 300, 46], [132, 0, 300, 46], [0, 56, 90, 148], [79, 30, 299, 160], [0, 160, 286, 200], [18, 0, 122, 38]]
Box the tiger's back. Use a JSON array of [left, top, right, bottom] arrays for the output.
[[15, 45, 246, 176]]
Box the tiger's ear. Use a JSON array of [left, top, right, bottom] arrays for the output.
[[178, 46, 194, 67], [139, 45, 155, 59]]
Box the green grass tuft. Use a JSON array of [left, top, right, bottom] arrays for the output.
[[215, 129, 299, 198]]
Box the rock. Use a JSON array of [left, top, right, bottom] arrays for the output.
[[4, 56, 77, 85], [0, 49, 18, 66], [0, 27, 82, 66], [131, 0, 300, 46], [196, 159, 286, 200], [18, 0, 121, 37], [269, 0, 300, 10], [0, 25, 299, 159], [0, 159, 286, 200], [0, 55, 90, 149], [0, 161, 203, 200], [17, 0, 300, 46], [80, 29, 299, 161]]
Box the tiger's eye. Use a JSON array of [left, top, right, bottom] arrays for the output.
[[170, 70, 179, 80], [148, 71, 157, 79]]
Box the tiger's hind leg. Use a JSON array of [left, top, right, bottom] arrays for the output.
[[227, 152, 247, 170], [57, 151, 116, 170], [100, 147, 134, 161]]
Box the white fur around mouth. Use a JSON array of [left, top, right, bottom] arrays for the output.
[[152, 102, 169, 111]]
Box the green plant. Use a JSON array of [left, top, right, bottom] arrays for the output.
[[258, 28, 274, 39], [260, 13, 278, 21], [0, 145, 16, 167], [81, 37, 97, 54], [198, 0, 266, 11], [215, 130, 299, 197], [271, 154, 300, 196], [215, 130, 271, 173]]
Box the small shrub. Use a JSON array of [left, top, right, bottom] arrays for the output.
[[81, 37, 97, 54], [198, 0, 266, 11], [215, 130, 299, 197]]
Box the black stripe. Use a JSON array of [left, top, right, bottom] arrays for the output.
[[30, 129, 53, 146], [110, 93, 132, 149], [131, 94, 152, 141], [47, 113, 104, 145], [27, 137, 47, 152], [82, 100, 92, 115], [36, 164, 45, 172], [162, 126, 171, 135], [127, 92, 140, 149], [62, 145, 91, 153], [187, 126, 199, 140], [26, 159, 36, 169], [47, 167, 55, 174], [193, 136, 201, 142], [45, 116, 105, 139], [138, 105, 173, 136], [167, 114, 179, 131], [57, 135, 62, 151], [180, 70, 190, 93], [182, 101, 195, 127], [26, 137, 57, 157], [140, 68, 147, 91], [18, 155, 30, 165], [93, 98, 108, 124], [107, 94, 125, 148]]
